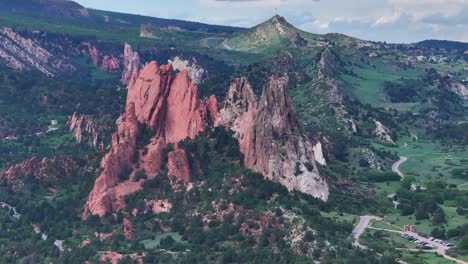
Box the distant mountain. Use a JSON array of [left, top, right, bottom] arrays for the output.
[[417, 39, 468, 51], [222, 15, 309, 52], [0, 0, 89, 18], [0, 0, 242, 34]]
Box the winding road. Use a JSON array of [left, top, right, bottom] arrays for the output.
[[392, 156, 408, 179]]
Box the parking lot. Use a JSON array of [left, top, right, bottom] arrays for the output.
[[400, 232, 453, 250]]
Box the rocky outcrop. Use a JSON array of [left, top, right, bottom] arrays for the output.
[[217, 77, 329, 201], [313, 142, 326, 166], [121, 43, 141, 85], [83, 62, 209, 219], [0, 27, 54, 76], [81, 42, 120, 72], [168, 56, 206, 84], [449, 80, 468, 100], [0, 157, 74, 181], [318, 48, 337, 79], [82, 103, 142, 219], [167, 145, 191, 183], [83, 61, 330, 219], [67, 113, 104, 151], [140, 25, 158, 39], [81, 42, 99, 66], [146, 199, 173, 214], [123, 218, 133, 241], [373, 119, 395, 144], [216, 77, 258, 155], [101, 55, 120, 72]]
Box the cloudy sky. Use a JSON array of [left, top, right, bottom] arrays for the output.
[[74, 0, 468, 43]]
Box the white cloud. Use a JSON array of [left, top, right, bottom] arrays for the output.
[[374, 11, 402, 25]]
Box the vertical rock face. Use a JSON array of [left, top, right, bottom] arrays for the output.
[[67, 112, 104, 151], [123, 218, 133, 241], [164, 70, 207, 143], [313, 142, 326, 166], [83, 61, 208, 219], [246, 77, 329, 200], [82, 103, 141, 219], [217, 77, 329, 201], [81, 42, 120, 72], [83, 61, 330, 219], [101, 55, 120, 72], [168, 56, 206, 84], [373, 119, 395, 145], [216, 77, 258, 155], [0, 27, 54, 76], [167, 145, 191, 183], [121, 43, 141, 85]]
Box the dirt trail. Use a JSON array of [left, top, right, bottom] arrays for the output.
[[392, 156, 408, 179], [350, 216, 380, 249]]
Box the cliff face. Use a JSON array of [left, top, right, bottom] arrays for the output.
[[168, 56, 206, 84], [83, 61, 212, 219], [81, 42, 120, 72], [216, 77, 258, 156], [0, 27, 56, 76], [83, 61, 329, 219], [121, 43, 141, 85], [67, 112, 105, 151], [217, 77, 329, 201]]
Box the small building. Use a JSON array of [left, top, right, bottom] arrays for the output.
[[403, 225, 416, 232]]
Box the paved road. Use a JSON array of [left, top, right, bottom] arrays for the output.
[[350, 216, 380, 249], [392, 156, 408, 179]]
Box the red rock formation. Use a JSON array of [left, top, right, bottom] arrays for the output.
[[81, 42, 120, 72], [167, 145, 191, 183], [83, 61, 207, 219], [100, 251, 145, 264], [121, 43, 141, 85], [83, 60, 329, 220], [146, 199, 172, 214], [81, 239, 91, 247], [165, 70, 207, 143], [205, 95, 219, 123], [101, 55, 120, 72], [82, 103, 141, 219], [0, 157, 74, 181], [81, 42, 99, 66], [67, 112, 102, 150], [95, 232, 114, 241], [123, 218, 133, 241], [126, 61, 172, 131]]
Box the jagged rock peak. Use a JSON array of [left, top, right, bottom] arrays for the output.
[[216, 77, 258, 155], [246, 76, 329, 200], [121, 43, 141, 85], [68, 112, 104, 151], [168, 56, 206, 84], [217, 76, 329, 201], [318, 48, 337, 79], [83, 61, 208, 219]]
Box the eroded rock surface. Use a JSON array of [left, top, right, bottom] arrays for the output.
[[67, 112, 104, 151], [217, 77, 329, 201], [121, 43, 141, 85], [168, 56, 206, 84], [83, 61, 330, 219]]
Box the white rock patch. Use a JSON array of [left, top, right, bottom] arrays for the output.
[[373, 119, 395, 144], [168, 56, 206, 84], [313, 141, 326, 166]]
